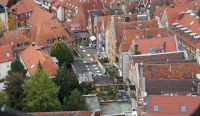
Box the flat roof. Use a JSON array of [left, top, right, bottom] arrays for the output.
[[84, 95, 101, 112], [100, 102, 132, 115]]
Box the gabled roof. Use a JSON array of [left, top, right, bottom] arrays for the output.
[[27, 7, 54, 26], [63, 20, 87, 33], [154, 6, 171, 20], [143, 62, 200, 79], [121, 28, 167, 52], [115, 20, 158, 47], [0, 44, 14, 63], [148, 95, 200, 115], [169, 14, 200, 49], [20, 44, 58, 76], [0, 0, 8, 7], [9, 0, 42, 14], [81, 0, 103, 22], [146, 79, 200, 95], [164, 6, 196, 28], [134, 37, 176, 53]]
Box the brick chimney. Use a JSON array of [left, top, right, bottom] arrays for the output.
[[163, 40, 166, 52], [134, 44, 138, 55]]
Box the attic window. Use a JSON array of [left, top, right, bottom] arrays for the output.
[[30, 64, 34, 69], [149, 46, 155, 51], [47, 39, 51, 45], [57, 37, 62, 42], [136, 35, 140, 39], [21, 42, 25, 47], [16, 43, 20, 48], [26, 41, 30, 46], [154, 105, 159, 112], [157, 33, 161, 38], [6, 53, 10, 58], [63, 36, 67, 41], [52, 38, 56, 43], [159, 12, 162, 16], [93, 4, 95, 6], [181, 106, 186, 113]]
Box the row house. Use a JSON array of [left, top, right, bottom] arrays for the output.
[[27, 7, 56, 27], [19, 44, 58, 78], [169, 13, 200, 59], [103, 0, 130, 14], [119, 28, 170, 80], [126, 51, 186, 109], [87, 9, 122, 36], [63, 20, 90, 45], [10, 0, 42, 27], [0, 19, 74, 59], [0, 44, 14, 79]]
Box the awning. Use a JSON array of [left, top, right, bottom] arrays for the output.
[[129, 85, 135, 90], [90, 35, 96, 41]]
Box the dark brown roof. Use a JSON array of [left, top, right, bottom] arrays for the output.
[[146, 79, 200, 96], [148, 95, 200, 115]]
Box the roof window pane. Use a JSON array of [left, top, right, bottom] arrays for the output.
[[47, 39, 51, 45], [136, 35, 140, 39], [149, 46, 155, 51], [57, 37, 62, 42], [26, 41, 30, 46], [6, 53, 10, 58], [63, 36, 67, 41], [154, 105, 159, 112], [157, 33, 161, 38], [181, 106, 186, 113], [21, 42, 25, 47], [52, 38, 56, 43], [16, 43, 20, 48]]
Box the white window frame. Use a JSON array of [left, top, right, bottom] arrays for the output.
[[191, 47, 195, 53], [186, 44, 190, 50], [178, 38, 181, 44], [182, 41, 185, 47]]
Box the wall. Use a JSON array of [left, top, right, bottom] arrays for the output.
[[0, 61, 12, 79], [57, 6, 62, 21], [0, 12, 6, 22], [122, 53, 129, 82]]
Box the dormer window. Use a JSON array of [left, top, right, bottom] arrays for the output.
[[157, 33, 161, 38], [6, 53, 10, 58], [21, 42, 25, 47], [47, 39, 51, 45], [52, 38, 56, 43], [136, 35, 139, 39], [63, 36, 67, 41], [16, 43, 20, 48], [57, 37, 62, 42], [26, 41, 30, 46]]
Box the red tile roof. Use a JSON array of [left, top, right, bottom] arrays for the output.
[[169, 14, 200, 50], [27, 7, 54, 26], [165, 6, 196, 28], [115, 20, 158, 47], [0, 44, 14, 63], [20, 44, 58, 76], [154, 6, 170, 20], [0, 0, 9, 6], [148, 95, 200, 115], [81, 0, 103, 22], [134, 37, 176, 53], [62, 0, 81, 11], [63, 20, 87, 33], [10, 0, 42, 14], [97, 16, 103, 33], [103, 0, 113, 8]]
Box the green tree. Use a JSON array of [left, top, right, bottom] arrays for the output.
[[22, 67, 61, 112], [68, 73, 83, 94], [37, 60, 43, 70], [0, 90, 10, 107], [8, 59, 27, 76], [4, 72, 26, 110], [64, 89, 88, 111], [55, 63, 70, 102], [50, 40, 74, 66]]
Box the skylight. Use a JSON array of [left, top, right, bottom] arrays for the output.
[[136, 35, 139, 39], [157, 33, 161, 38], [149, 46, 155, 51], [159, 12, 162, 16], [6, 53, 10, 58], [31, 64, 34, 69]]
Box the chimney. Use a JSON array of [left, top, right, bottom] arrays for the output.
[[163, 40, 166, 52], [197, 83, 200, 96], [146, 29, 149, 39], [171, 4, 174, 8], [32, 42, 36, 47], [155, 50, 159, 53], [26, 28, 31, 38], [134, 44, 138, 55], [115, 10, 118, 15]]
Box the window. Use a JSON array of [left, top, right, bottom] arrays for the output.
[[63, 36, 67, 41], [154, 105, 159, 112], [52, 38, 56, 43], [159, 12, 162, 16], [184, 32, 187, 39], [182, 41, 186, 47], [191, 54, 194, 59], [57, 37, 62, 42], [178, 38, 181, 44], [26, 41, 30, 46], [16, 43, 20, 48], [181, 106, 186, 113], [136, 35, 139, 39], [120, 62, 122, 67], [29, 12, 31, 16], [187, 44, 190, 50], [7, 65, 9, 68], [139, 24, 142, 29], [191, 47, 195, 53], [6, 53, 10, 58], [21, 42, 25, 47], [157, 33, 161, 38], [149, 46, 155, 51], [25, 13, 28, 17], [47, 39, 51, 45]]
